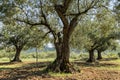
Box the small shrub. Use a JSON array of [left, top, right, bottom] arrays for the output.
[[45, 52, 56, 58], [118, 52, 120, 58], [106, 53, 119, 59]]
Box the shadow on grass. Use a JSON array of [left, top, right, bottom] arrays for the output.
[[74, 58, 119, 68], [0, 62, 13, 65], [0, 58, 119, 80], [75, 57, 118, 62], [0, 61, 52, 80], [101, 58, 118, 61], [0, 68, 13, 70], [74, 61, 119, 67]]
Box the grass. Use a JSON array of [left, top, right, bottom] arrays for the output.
[[0, 57, 120, 80], [0, 58, 10, 62], [22, 58, 54, 62], [0, 58, 120, 70], [96, 59, 120, 71], [0, 64, 22, 70]]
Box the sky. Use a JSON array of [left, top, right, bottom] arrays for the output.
[[109, 0, 117, 10], [46, 42, 54, 48]]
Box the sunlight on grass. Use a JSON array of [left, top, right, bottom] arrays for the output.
[[0, 58, 53, 70], [0, 63, 24, 70], [0, 58, 10, 62], [109, 59, 120, 63], [0, 58, 120, 71], [49, 72, 72, 77], [96, 59, 120, 71], [22, 58, 54, 63]]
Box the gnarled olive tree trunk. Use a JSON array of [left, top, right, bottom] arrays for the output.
[[97, 50, 102, 60], [11, 47, 22, 62], [46, 34, 79, 73], [87, 49, 95, 63]]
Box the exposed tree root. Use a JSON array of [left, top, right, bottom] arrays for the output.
[[86, 58, 96, 63], [10, 59, 22, 63], [45, 59, 80, 73]]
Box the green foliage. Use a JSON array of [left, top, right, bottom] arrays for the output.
[[118, 52, 120, 57], [0, 20, 46, 50], [106, 52, 119, 59], [0, 50, 14, 61], [71, 7, 117, 52], [70, 53, 80, 59]]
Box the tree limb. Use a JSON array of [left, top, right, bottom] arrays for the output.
[[69, 0, 99, 35], [63, 0, 72, 13], [42, 31, 51, 39]]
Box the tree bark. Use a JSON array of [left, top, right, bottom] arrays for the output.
[[87, 49, 95, 63], [97, 50, 102, 60], [11, 47, 22, 62], [46, 36, 79, 73]]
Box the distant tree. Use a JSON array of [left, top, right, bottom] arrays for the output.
[[1, 21, 44, 62], [96, 40, 118, 60], [71, 8, 117, 62], [1, 24, 30, 62]]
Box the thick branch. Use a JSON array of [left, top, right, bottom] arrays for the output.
[[54, 0, 72, 29], [55, 5, 69, 28], [40, 0, 56, 40], [15, 18, 46, 26], [16, 18, 56, 39], [63, 0, 72, 13]]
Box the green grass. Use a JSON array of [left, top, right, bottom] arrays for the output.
[[0, 58, 54, 70], [22, 58, 54, 62], [0, 58, 10, 62], [95, 59, 120, 71], [0, 62, 24, 70], [0, 57, 120, 72]]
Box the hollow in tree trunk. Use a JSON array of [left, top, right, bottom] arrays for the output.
[[87, 49, 95, 63], [11, 47, 22, 62], [46, 38, 80, 73], [97, 50, 102, 60]]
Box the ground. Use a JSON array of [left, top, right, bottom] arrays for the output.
[[0, 58, 120, 80]]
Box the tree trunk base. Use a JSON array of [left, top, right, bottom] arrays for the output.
[[10, 59, 22, 63], [45, 59, 80, 73], [97, 57, 102, 60], [86, 58, 95, 63]]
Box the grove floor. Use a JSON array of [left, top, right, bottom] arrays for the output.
[[0, 58, 120, 80]]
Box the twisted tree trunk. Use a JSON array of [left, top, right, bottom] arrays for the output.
[[11, 47, 22, 62], [87, 49, 95, 63], [97, 50, 102, 60], [46, 35, 79, 73]]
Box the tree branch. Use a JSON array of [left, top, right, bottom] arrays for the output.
[[39, 0, 56, 39], [63, 0, 72, 13], [54, 0, 72, 29], [42, 31, 51, 38], [54, 5, 69, 28], [69, 0, 99, 35], [14, 0, 57, 40]]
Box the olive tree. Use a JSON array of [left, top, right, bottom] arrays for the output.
[[1, 21, 44, 62]]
